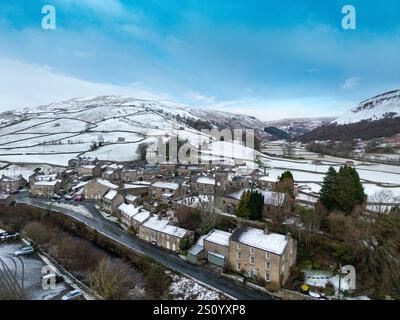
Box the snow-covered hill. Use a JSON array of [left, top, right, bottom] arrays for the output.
[[334, 89, 400, 125], [0, 96, 263, 166], [264, 117, 335, 137]]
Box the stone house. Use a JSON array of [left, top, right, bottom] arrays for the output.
[[78, 163, 102, 178], [0, 174, 28, 193], [102, 189, 124, 215], [150, 181, 183, 200], [123, 182, 151, 196], [202, 229, 232, 267], [84, 179, 119, 200], [228, 226, 297, 289], [216, 188, 288, 219], [30, 175, 62, 197], [138, 215, 193, 253], [190, 174, 216, 195], [117, 203, 151, 229]]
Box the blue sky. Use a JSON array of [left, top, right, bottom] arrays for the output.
[[0, 0, 399, 120]]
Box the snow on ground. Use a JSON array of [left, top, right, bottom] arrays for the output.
[[0, 154, 75, 166], [82, 142, 141, 161], [207, 141, 256, 161], [0, 164, 37, 180], [0, 133, 77, 148], [45, 202, 93, 218], [304, 270, 351, 293], [168, 272, 227, 300]]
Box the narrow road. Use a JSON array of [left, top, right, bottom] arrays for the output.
[[14, 192, 276, 300]]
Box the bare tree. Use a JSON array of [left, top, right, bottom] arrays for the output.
[[88, 258, 133, 300], [368, 190, 395, 214]]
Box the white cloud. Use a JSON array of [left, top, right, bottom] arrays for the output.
[[342, 76, 361, 90], [184, 91, 216, 104], [0, 58, 170, 111]]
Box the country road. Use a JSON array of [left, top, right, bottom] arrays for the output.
[[13, 192, 276, 300]]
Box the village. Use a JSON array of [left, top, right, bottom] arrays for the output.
[[0, 154, 303, 293]]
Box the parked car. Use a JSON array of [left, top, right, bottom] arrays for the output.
[[11, 189, 20, 194], [61, 289, 83, 300], [14, 246, 34, 256], [64, 194, 73, 200], [0, 231, 20, 241], [52, 195, 62, 200], [74, 195, 84, 202]]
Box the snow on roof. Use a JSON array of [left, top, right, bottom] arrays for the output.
[[34, 179, 61, 186], [208, 251, 226, 259], [35, 174, 57, 181], [96, 179, 118, 189], [81, 165, 96, 169], [195, 176, 215, 185], [143, 215, 189, 238], [107, 164, 124, 170], [233, 227, 288, 255], [152, 181, 179, 190], [104, 189, 117, 201], [71, 181, 88, 190], [162, 192, 174, 198], [132, 210, 151, 223], [118, 203, 140, 218], [125, 195, 138, 202], [124, 183, 150, 189], [204, 229, 231, 247]]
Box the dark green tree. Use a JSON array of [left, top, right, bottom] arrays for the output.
[[319, 167, 338, 211], [334, 166, 365, 214], [248, 191, 265, 220], [236, 190, 251, 219], [320, 166, 365, 214]]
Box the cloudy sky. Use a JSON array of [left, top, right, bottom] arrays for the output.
[[0, 0, 399, 120]]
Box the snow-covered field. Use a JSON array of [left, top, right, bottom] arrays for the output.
[[259, 143, 400, 201], [0, 96, 264, 166]]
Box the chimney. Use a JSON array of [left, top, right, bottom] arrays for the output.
[[285, 232, 291, 241], [158, 215, 161, 221], [264, 225, 269, 235]]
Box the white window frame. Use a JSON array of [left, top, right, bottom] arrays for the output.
[[237, 262, 241, 271], [237, 243, 241, 251], [265, 261, 270, 270], [250, 247, 255, 255], [265, 272, 270, 282], [249, 256, 255, 265], [237, 251, 241, 260], [266, 252, 270, 259]]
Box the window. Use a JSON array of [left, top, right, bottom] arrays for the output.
[[282, 262, 285, 272], [250, 256, 255, 265], [282, 255, 285, 262], [237, 252, 241, 260], [265, 261, 270, 270], [237, 262, 241, 271], [266, 252, 270, 260], [250, 247, 255, 254], [265, 272, 270, 282], [237, 243, 241, 251]]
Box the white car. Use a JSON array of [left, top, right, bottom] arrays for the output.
[[61, 289, 83, 300], [14, 246, 34, 256]]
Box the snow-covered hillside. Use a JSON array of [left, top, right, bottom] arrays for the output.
[[334, 89, 400, 125], [264, 117, 335, 137], [0, 96, 262, 165]]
